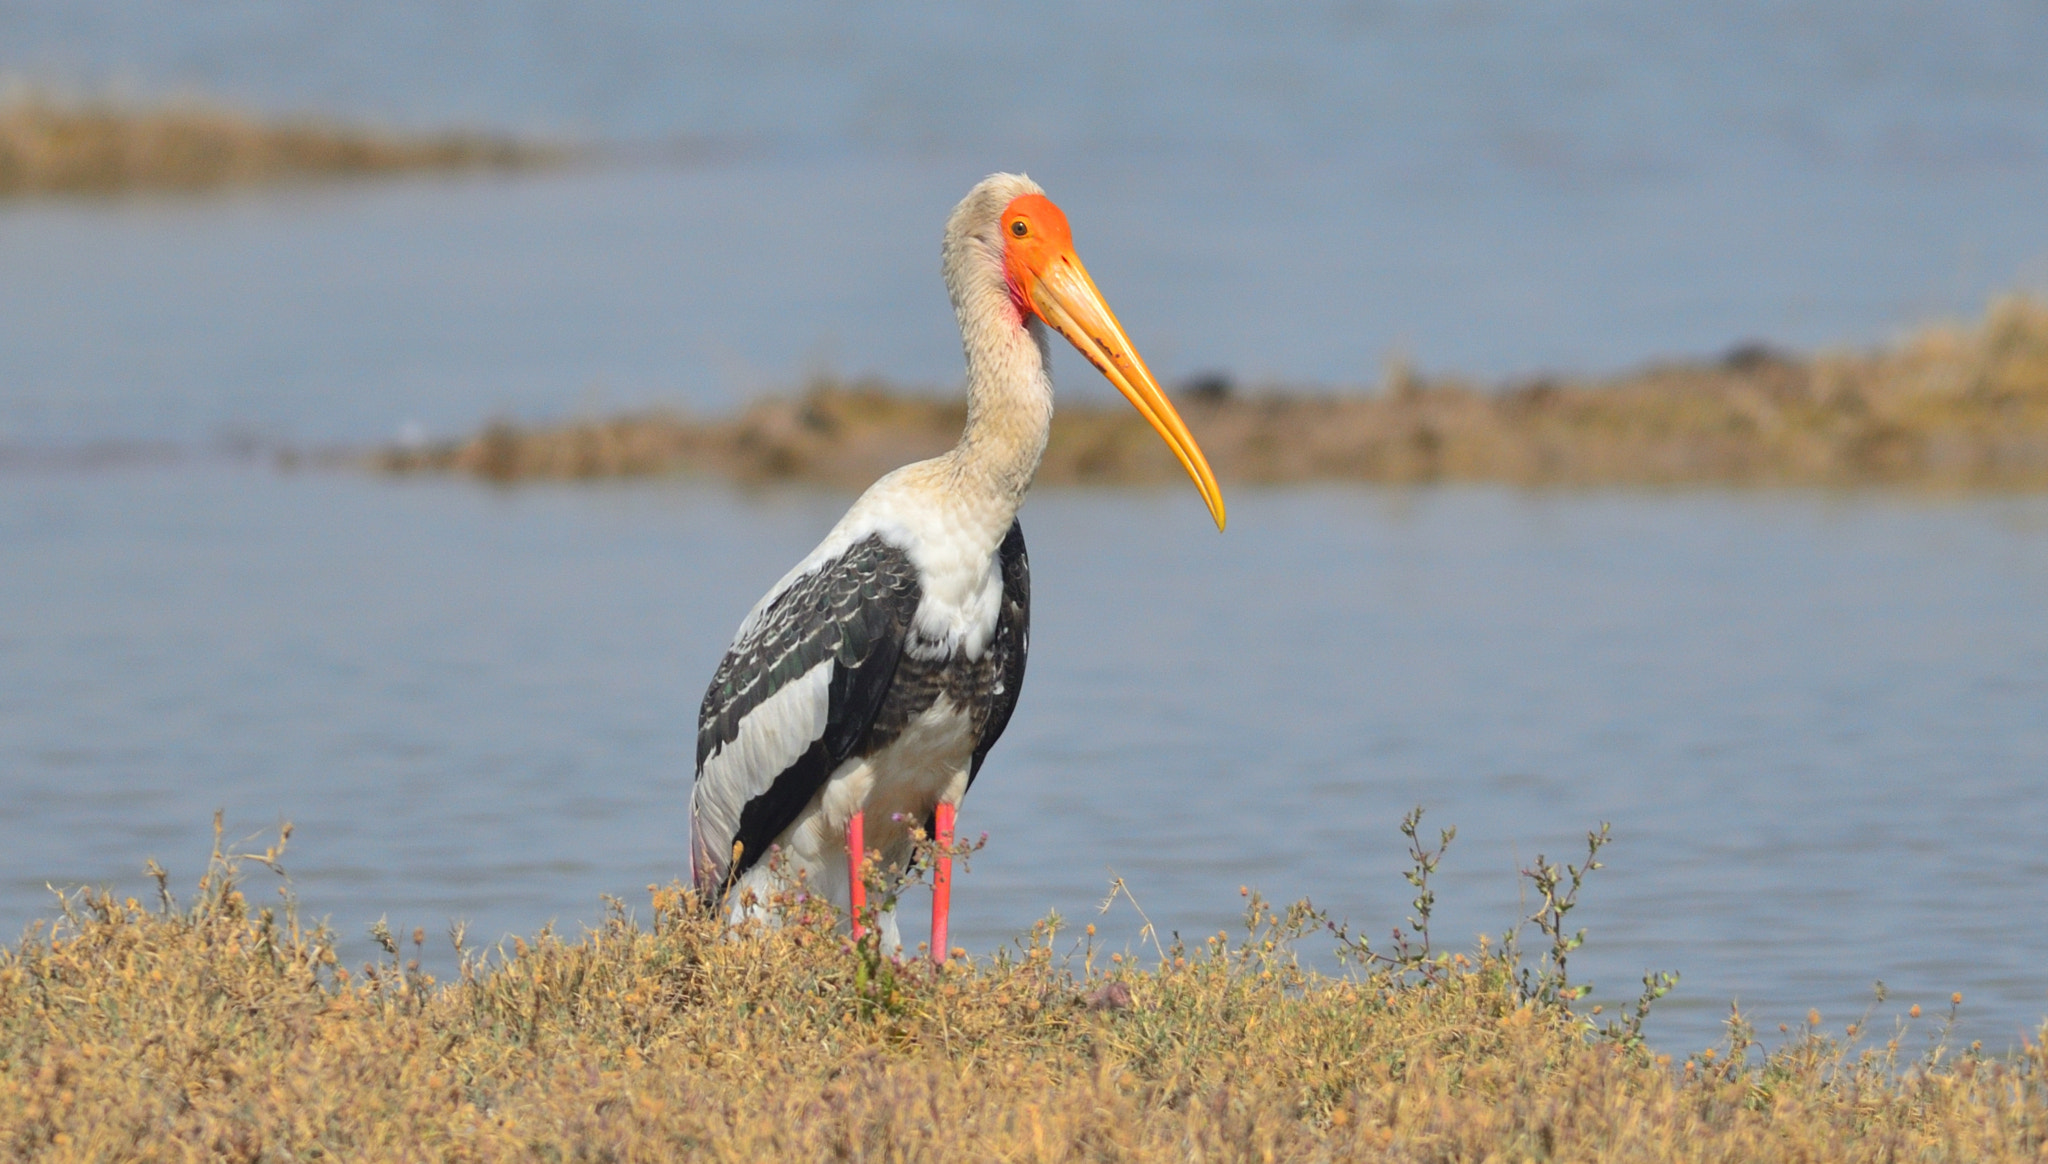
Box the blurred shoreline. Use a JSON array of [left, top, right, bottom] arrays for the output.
[[376, 296, 2048, 490], [0, 94, 567, 195]]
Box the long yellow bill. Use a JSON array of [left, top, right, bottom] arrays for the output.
[[1028, 252, 1227, 531]]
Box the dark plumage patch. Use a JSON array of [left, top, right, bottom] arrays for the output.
[[972, 520, 1031, 784], [694, 535, 919, 893], [696, 535, 919, 768]]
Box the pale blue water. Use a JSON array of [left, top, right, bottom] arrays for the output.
[[3, 466, 2045, 1054], [2, 3, 2047, 1054], [3, 1, 2047, 446]]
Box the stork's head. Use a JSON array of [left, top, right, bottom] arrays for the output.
[[944, 173, 1226, 531]]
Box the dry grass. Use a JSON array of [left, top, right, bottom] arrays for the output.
[[3, 816, 2043, 1161], [377, 295, 2048, 490], [0, 94, 563, 195]]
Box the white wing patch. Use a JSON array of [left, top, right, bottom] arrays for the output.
[[690, 659, 834, 869]]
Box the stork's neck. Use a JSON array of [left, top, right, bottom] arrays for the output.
[[933, 291, 1055, 539], [952, 322, 1053, 493]]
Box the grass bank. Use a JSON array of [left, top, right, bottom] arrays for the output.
[[377, 296, 2048, 490], [0, 95, 563, 195], [3, 817, 2042, 1161]]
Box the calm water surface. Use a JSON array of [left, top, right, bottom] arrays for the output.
[[3, 2, 2048, 445], [2, 464, 2044, 1053]]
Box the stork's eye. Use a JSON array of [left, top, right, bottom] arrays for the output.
[[1009, 219, 1029, 238]]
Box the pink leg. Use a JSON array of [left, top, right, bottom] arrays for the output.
[[930, 802, 955, 964], [847, 811, 866, 938]]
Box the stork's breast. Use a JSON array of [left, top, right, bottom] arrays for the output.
[[908, 557, 1003, 661], [864, 644, 1001, 760]]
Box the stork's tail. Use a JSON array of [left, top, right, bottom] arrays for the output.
[[686, 809, 738, 913]]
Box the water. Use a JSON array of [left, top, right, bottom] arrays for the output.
[[3, 464, 2045, 1053], [4, 2, 2048, 446], [2, 3, 2047, 1054]]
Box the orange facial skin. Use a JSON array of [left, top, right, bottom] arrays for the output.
[[994, 191, 1227, 530], [1000, 193, 1073, 322]]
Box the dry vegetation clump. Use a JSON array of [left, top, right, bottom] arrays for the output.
[[3, 816, 2044, 1161], [374, 386, 967, 486], [0, 94, 563, 195], [379, 296, 2048, 490]]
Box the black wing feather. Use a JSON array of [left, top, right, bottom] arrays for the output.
[[693, 534, 919, 895]]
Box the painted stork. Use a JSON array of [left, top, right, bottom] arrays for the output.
[[688, 173, 1225, 959]]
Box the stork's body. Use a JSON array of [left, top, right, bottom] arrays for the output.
[[688, 174, 1223, 956]]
